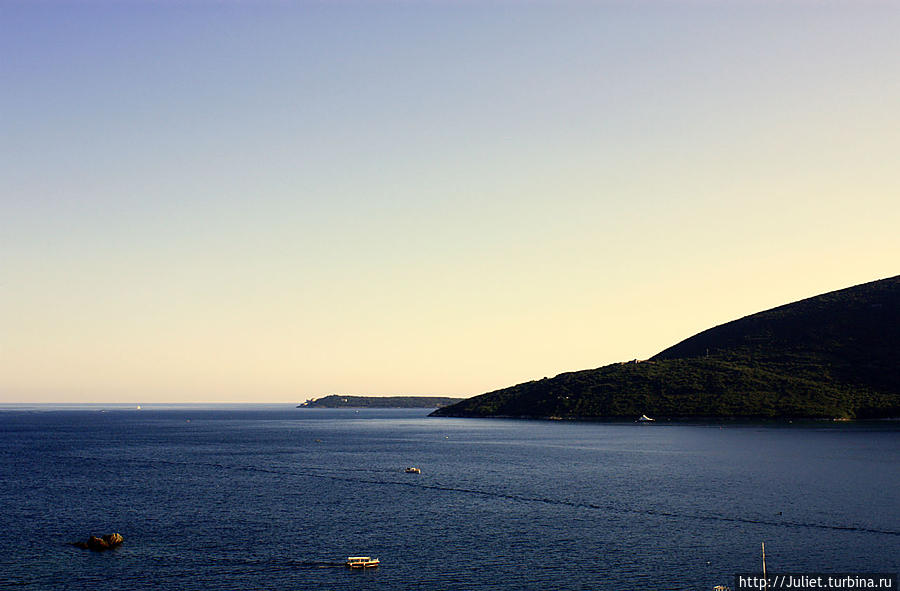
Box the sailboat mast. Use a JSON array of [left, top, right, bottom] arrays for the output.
[[762, 542, 767, 591]]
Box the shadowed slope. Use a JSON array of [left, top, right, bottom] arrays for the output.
[[432, 276, 900, 419]]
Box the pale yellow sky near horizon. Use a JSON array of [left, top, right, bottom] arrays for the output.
[[2, 3, 899, 403]]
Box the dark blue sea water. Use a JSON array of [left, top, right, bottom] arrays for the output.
[[0, 406, 897, 590]]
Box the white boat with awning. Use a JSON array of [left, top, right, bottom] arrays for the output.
[[346, 556, 379, 568]]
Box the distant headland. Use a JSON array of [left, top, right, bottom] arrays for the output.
[[431, 275, 900, 421], [299, 395, 463, 409]]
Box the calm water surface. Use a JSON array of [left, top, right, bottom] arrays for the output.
[[1, 405, 897, 590]]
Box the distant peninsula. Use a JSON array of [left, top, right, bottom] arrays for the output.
[[431, 275, 900, 420], [299, 395, 463, 409]]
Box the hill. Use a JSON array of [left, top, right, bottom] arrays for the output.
[[299, 395, 463, 409], [431, 276, 900, 420]]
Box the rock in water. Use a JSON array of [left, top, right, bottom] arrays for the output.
[[72, 533, 124, 551], [87, 536, 109, 551]]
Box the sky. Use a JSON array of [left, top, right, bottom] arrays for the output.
[[2, 1, 899, 403]]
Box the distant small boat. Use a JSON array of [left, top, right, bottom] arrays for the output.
[[404, 467, 421, 474], [636, 414, 655, 422], [346, 556, 379, 568], [136, 405, 142, 410]]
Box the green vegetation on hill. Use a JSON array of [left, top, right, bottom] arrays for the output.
[[299, 395, 463, 409], [432, 276, 900, 420]]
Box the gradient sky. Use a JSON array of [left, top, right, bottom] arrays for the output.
[[2, 1, 899, 403]]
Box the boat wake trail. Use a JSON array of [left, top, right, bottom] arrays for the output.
[[226, 462, 900, 537], [211, 557, 347, 569], [79, 455, 900, 538], [298, 467, 900, 537]]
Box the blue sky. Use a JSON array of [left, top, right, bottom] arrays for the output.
[[2, 1, 898, 402]]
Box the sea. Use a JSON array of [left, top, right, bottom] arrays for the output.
[[0, 405, 897, 590]]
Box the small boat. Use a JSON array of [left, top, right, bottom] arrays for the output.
[[636, 414, 655, 422], [404, 467, 421, 474], [346, 556, 379, 568]]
